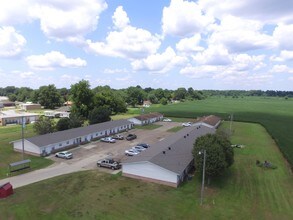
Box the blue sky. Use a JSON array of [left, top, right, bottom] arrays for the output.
[[0, 0, 293, 90]]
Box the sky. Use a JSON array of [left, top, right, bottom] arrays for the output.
[[0, 0, 293, 91]]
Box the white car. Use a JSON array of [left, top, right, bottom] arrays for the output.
[[132, 145, 146, 152], [55, 151, 73, 159], [163, 118, 172, 122], [100, 137, 116, 143], [125, 149, 140, 156], [182, 122, 192, 127]]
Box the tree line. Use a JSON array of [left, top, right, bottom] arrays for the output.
[[0, 83, 205, 110]]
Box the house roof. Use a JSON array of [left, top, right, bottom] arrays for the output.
[[194, 115, 221, 127], [26, 119, 132, 147], [0, 110, 39, 119], [122, 125, 215, 174], [134, 112, 163, 121]]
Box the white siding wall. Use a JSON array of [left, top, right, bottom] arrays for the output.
[[128, 118, 142, 125], [123, 162, 178, 184], [13, 140, 40, 155]]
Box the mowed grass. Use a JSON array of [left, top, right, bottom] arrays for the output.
[[146, 97, 293, 167], [0, 125, 53, 179], [134, 124, 162, 130], [0, 122, 292, 220]]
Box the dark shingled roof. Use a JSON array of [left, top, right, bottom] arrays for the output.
[[134, 112, 163, 121], [122, 125, 215, 174], [26, 119, 132, 147], [194, 115, 221, 127]]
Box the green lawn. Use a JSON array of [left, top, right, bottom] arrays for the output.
[[167, 126, 183, 132], [145, 97, 293, 167], [1, 122, 292, 219], [134, 124, 162, 130], [0, 125, 53, 179]]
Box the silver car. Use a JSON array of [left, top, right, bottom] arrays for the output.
[[55, 151, 73, 159]]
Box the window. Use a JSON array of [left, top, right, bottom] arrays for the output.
[[66, 141, 69, 144], [59, 143, 62, 147]]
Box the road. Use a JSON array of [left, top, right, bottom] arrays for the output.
[[0, 122, 181, 189]]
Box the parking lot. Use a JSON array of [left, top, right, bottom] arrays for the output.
[[49, 121, 182, 171]]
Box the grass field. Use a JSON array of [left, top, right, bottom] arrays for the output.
[[1, 122, 292, 219], [134, 124, 162, 130], [0, 125, 53, 179], [145, 97, 293, 167]]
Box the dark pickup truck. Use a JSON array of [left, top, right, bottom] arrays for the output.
[[97, 159, 121, 170]]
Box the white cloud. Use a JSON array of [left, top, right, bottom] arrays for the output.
[[230, 54, 265, 72], [271, 50, 293, 62], [271, 65, 293, 73], [273, 24, 293, 50], [176, 34, 204, 54], [26, 51, 87, 70], [180, 53, 265, 80], [30, 0, 107, 40], [131, 47, 187, 73], [112, 6, 130, 30], [162, 0, 214, 37], [86, 7, 161, 59], [115, 74, 132, 81], [0, 1, 107, 40], [193, 45, 231, 65], [104, 68, 129, 74], [180, 64, 220, 78], [199, 0, 293, 24], [209, 15, 276, 53], [0, 26, 26, 58], [0, 0, 32, 25]]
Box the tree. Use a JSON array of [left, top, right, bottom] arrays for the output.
[[70, 80, 94, 118], [192, 133, 234, 179], [37, 85, 62, 109], [126, 86, 146, 107], [69, 112, 84, 128], [173, 87, 187, 100], [88, 106, 111, 125], [148, 94, 158, 104], [56, 118, 71, 131], [93, 86, 127, 114], [160, 97, 168, 105], [33, 116, 56, 135]]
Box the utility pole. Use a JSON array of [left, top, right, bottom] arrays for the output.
[[21, 116, 25, 160], [200, 149, 206, 205], [229, 113, 233, 134]]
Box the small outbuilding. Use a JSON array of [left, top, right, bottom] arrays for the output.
[[193, 115, 222, 129], [128, 112, 163, 126], [0, 182, 13, 199]]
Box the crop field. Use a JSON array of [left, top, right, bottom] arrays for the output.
[[146, 97, 293, 167], [0, 122, 292, 219], [0, 125, 53, 179]]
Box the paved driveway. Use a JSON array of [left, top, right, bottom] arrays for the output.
[[0, 122, 181, 188]]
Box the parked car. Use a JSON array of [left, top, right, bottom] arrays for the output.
[[126, 134, 137, 141], [163, 118, 172, 122], [182, 122, 192, 127], [112, 134, 124, 140], [137, 143, 150, 148], [55, 151, 73, 159], [132, 145, 146, 152], [125, 149, 140, 156], [100, 137, 116, 143], [97, 158, 121, 170]]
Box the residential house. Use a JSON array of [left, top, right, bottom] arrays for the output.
[[128, 112, 163, 126], [0, 110, 39, 126]]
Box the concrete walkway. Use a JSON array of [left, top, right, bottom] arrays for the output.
[[0, 154, 102, 189]]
